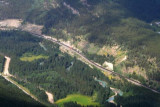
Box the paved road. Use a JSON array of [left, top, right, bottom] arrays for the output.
[[27, 32, 160, 94]]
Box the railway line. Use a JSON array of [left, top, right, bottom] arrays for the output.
[[25, 31, 160, 94]]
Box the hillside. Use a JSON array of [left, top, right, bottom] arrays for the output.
[[1, 0, 160, 106], [24, 0, 160, 91], [0, 77, 43, 107], [0, 55, 43, 107]]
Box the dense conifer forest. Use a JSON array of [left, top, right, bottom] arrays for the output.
[[1, 0, 160, 106], [0, 30, 160, 106]]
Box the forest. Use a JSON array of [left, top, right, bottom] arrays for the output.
[[26, 0, 160, 91], [0, 55, 43, 107], [0, 77, 43, 107], [0, 30, 112, 106], [0, 55, 4, 73], [0, 30, 160, 107], [1, 0, 160, 106]]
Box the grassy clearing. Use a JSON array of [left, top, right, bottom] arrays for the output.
[[87, 44, 100, 54], [55, 94, 100, 107], [20, 53, 49, 62]]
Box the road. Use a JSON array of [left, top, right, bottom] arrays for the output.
[[24, 31, 160, 94], [45, 91, 54, 104], [1, 56, 39, 102], [3, 56, 11, 76]]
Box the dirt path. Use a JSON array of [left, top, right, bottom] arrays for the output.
[[3, 56, 11, 76], [3, 76, 38, 101], [45, 91, 54, 104], [1, 56, 39, 102]]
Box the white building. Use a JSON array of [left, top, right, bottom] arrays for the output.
[[103, 61, 114, 71]]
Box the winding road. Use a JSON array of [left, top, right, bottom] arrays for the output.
[[27, 31, 160, 94], [1, 56, 39, 102]]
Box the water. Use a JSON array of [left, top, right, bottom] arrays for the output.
[[106, 89, 123, 102], [94, 77, 123, 103], [94, 78, 107, 88], [107, 96, 114, 102], [66, 62, 74, 71], [39, 42, 47, 51], [118, 90, 123, 96]]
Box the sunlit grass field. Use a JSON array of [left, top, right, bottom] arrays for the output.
[[55, 94, 100, 107], [20, 53, 49, 62]]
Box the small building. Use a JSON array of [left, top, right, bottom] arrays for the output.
[[103, 61, 113, 71]]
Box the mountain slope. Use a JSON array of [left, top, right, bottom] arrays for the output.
[[1, 0, 160, 106], [30, 0, 160, 90], [0, 76, 43, 107]]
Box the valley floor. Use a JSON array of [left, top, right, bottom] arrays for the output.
[[1, 19, 160, 107]]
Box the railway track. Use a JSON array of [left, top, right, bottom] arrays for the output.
[[24, 30, 160, 94]]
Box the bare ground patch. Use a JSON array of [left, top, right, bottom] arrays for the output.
[[45, 91, 54, 104], [0, 19, 22, 30], [20, 23, 43, 35]]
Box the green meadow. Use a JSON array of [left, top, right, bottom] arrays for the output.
[[55, 94, 100, 107], [20, 53, 49, 62]]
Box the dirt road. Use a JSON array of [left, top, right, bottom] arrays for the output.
[[1, 56, 39, 102], [3, 56, 11, 76], [45, 91, 54, 104]]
